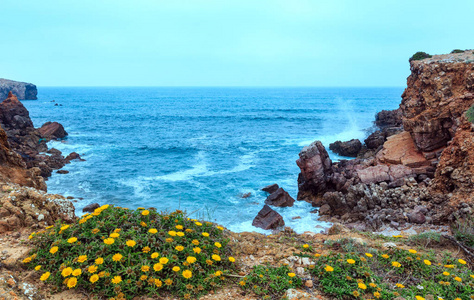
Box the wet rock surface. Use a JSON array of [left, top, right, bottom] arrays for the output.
[[252, 205, 285, 230], [329, 139, 362, 157]]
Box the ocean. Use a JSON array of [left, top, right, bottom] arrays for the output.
[[22, 87, 403, 233]]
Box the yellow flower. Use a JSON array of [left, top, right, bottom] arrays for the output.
[[95, 257, 104, 265], [239, 281, 246, 286], [392, 261, 401, 268], [195, 222, 202, 226], [176, 225, 183, 230], [140, 275, 148, 281], [67, 237, 78, 243], [35, 265, 41, 271], [165, 278, 173, 286], [347, 259, 355, 264], [159, 257, 169, 265], [324, 265, 334, 272], [172, 266, 180, 272], [187, 256, 197, 264], [141, 210, 150, 216], [214, 242, 222, 248], [175, 245, 184, 251], [444, 264, 455, 268], [151, 252, 159, 259], [303, 244, 309, 248], [182, 270, 192, 279], [455, 276, 462, 282], [365, 253, 373, 258], [110, 232, 120, 238], [112, 276, 122, 284], [153, 263, 164, 271], [90, 274, 99, 283], [424, 260, 431, 266], [168, 231, 177, 236], [192, 239, 200, 245], [91, 228, 100, 234], [193, 247, 201, 254], [381, 254, 389, 259], [415, 296, 425, 300], [67, 277, 77, 288], [458, 259, 467, 265], [60, 225, 70, 231], [78, 255, 87, 263], [104, 238, 115, 245], [50, 246, 59, 254], [176, 231, 184, 237], [88, 265, 98, 273], [229, 256, 236, 262], [40, 272, 50, 281], [288, 273, 296, 277], [369, 283, 377, 288], [217, 226, 224, 230], [470, 274, 474, 279], [154, 279, 163, 287], [72, 268, 82, 276], [126, 240, 136, 247], [165, 238, 174, 242], [212, 254, 221, 261], [408, 249, 417, 254], [148, 228, 157, 234], [140, 221, 147, 227], [396, 283, 405, 288], [62, 267, 73, 277], [442, 271, 450, 276], [141, 265, 150, 272], [202, 232, 209, 237], [358, 282, 367, 290], [112, 253, 123, 262], [215, 271, 222, 276], [353, 291, 360, 297]]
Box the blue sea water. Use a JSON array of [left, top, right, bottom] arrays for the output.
[[22, 87, 403, 233]]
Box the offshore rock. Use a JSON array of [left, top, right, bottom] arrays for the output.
[[83, 203, 100, 213], [329, 139, 362, 157], [38, 121, 68, 140], [375, 108, 403, 129], [262, 183, 279, 194], [252, 205, 285, 230], [0, 78, 37, 100], [264, 188, 295, 207]]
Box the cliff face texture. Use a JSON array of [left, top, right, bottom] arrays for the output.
[[0, 78, 37, 100], [297, 51, 474, 229]]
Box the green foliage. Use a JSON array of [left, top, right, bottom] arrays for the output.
[[466, 104, 474, 124], [310, 247, 474, 299], [453, 215, 474, 247], [451, 49, 465, 54], [23, 205, 237, 299], [409, 52, 432, 61], [239, 264, 302, 299], [407, 232, 443, 247]]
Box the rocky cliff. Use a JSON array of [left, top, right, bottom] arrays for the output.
[[297, 51, 474, 229], [0, 78, 37, 100]]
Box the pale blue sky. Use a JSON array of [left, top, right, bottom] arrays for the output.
[[0, 0, 472, 87]]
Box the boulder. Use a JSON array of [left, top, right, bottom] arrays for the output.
[[56, 170, 69, 174], [329, 139, 362, 157], [375, 108, 402, 128], [38, 121, 68, 140], [0, 79, 37, 100], [264, 188, 295, 207], [83, 203, 100, 213], [252, 205, 285, 230], [65, 152, 85, 162], [296, 141, 333, 201], [0, 92, 34, 132], [261, 183, 279, 194]]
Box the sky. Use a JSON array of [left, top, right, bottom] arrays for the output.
[[0, 0, 473, 87]]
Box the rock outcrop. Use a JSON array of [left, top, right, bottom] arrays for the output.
[[0, 92, 75, 180], [329, 139, 362, 157], [264, 188, 295, 207], [0, 79, 37, 100], [297, 51, 474, 229]]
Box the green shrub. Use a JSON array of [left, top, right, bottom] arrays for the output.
[[409, 52, 432, 62], [466, 104, 474, 124], [451, 49, 465, 54], [310, 247, 474, 299], [24, 205, 237, 299], [452, 215, 474, 247], [239, 264, 301, 299]]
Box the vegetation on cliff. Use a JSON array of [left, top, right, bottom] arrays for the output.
[[409, 52, 432, 61], [467, 105, 474, 124]]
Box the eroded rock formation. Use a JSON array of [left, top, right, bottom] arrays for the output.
[[297, 51, 474, 229], [0, 78, 37, 100]]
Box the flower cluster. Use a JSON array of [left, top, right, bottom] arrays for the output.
[[24, 205, 237, 299]]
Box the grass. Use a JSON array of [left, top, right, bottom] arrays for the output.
[[409, 52, 432, 61], [451, 49, 466, 54], [23, 205, 237, 299], [466, 104, 474, 124], [453, 215, 474, 248]]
